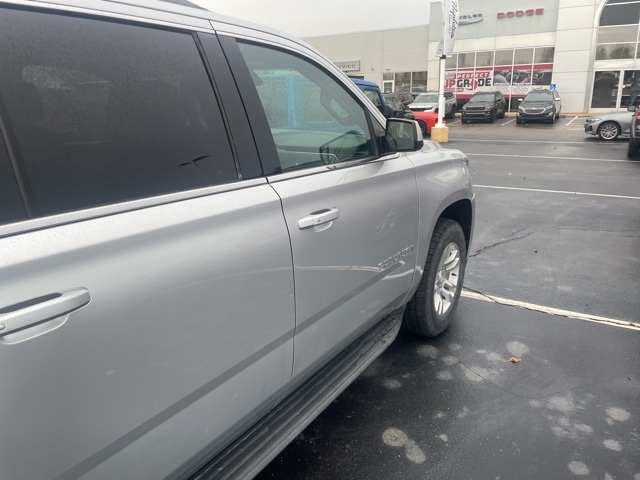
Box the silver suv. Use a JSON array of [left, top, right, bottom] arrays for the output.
[[0, 2, 475, 479], [409, 91, 457, 119]]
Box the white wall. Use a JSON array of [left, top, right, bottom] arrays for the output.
[[553, 0, 601, 113], [304, 26, 429, 87]]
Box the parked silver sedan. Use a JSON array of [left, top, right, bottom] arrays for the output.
[[584, 110, 634, 140]]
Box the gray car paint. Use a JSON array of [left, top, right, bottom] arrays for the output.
[[0, 1, 474, 479], [0, 184, 296, 480], [584, 110, 634, 137]]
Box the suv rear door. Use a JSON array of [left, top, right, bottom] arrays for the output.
[[0, 9, 294, 479], [220, 36, 420, 379]]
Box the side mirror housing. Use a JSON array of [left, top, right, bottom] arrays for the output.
[[518, 98, 523, 102], [386, 118, 423, 152], [628, 105, 636, 112]]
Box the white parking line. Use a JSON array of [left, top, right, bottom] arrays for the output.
[[467, 153, 629, 163], [565, 115, 580, 126], [452, 138, 622, 146], [474, 184, 640, 200], [501, 118, 516, 125], [462, 290, 640, 331]]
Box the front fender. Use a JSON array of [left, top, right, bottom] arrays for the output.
[[403, 144, 475, 299]]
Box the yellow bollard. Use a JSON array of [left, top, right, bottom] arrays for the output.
[[430, 124, 449, 143]]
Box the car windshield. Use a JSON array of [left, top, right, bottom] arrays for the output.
[[470, 93, 495, 102], [525, 91, 553, 102], [415, 93, 438, 103]]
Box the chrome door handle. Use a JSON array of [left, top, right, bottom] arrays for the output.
[[0, 288, 91, 337], [297, 208, 340, 229]]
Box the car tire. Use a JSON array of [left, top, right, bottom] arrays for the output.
[[555, 109, 561, 120], [499, 109, 505, 119], [403, 219, 467, 337], [416, 119, 428, 137], [461, 118, 468, 124], [516, 118, 522, 125], [489, 111, 496, 123], [627, 138, 640, 158], [450, 105, 456, 118], [598, 121, 621, 141]]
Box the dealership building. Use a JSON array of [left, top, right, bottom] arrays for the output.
[[302, 0, 640, 114]]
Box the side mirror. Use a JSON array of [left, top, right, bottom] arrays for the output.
[[386, 118, 423, 152], [628, 105, 636, 112], [378, 104, 394, 118], [518, 98, 523, 102]]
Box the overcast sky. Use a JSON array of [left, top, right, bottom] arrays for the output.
[[191, 0, 435, 38]]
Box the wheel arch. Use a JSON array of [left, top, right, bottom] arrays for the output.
[[439, 199, 473, 253]]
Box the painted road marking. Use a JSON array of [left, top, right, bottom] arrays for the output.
[[462, 290, 640, 331], [451, 138, 623, 146], [501, 118, 516, 125], [474, 184, 640, 200], [565, 115, 580, 126], [467, 153, 629, 163]]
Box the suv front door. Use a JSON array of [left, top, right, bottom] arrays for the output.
[[226, 38, 420, 379]]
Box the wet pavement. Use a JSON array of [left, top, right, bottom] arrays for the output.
[[258, 300, 639, 479], [256, 119, 640, 480]]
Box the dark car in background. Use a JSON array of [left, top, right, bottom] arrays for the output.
[[384, 93, 415, 120], [461, 91, 506, 124], [516, 89, 562, 124], [627, 106, 640, 158]]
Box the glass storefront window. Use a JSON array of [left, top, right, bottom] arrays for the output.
[[534, 47, 555, 63], [621, 70, 640, 107], [514, 48, 534, 64], [458, 52, 474, 68], [411, 71, 428, 93], [495, 50, 514, 66], [394, 72, 411, 92], [445, 54, 457, 69], [383, 73, 393, 81], [476, 51, 494, 67], [600, 2, 640, 26], [598, 25, 639, 43], [591, 71, 620, 108], [596, 43, 636, 59]]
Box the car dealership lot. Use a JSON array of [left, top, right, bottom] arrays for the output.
[[256, 121, 640, 480]]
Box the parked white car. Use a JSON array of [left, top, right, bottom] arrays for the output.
[[409, 91, 457, 119]]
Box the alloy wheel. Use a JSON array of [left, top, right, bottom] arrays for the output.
[[433, 242, 461, 316]]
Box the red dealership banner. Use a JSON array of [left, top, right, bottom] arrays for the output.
[[446, 64, 553, 98]]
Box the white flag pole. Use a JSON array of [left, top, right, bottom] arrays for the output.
[[438, 0, 459, 126]]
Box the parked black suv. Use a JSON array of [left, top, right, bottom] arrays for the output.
[[516, 89, 562, 124], [461, 91, 506, 124]]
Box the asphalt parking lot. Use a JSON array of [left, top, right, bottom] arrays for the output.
[[256, 117, 640, 480]]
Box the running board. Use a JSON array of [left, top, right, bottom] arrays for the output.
[[190, 311, 403, 480]]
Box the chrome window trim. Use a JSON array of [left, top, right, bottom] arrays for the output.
[[0, 178, 267, 239], [266, 153, 400, 183], [0, 0, 215, 32]]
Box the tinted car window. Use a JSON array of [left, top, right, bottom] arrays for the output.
[[0, 136, 26, 225], [525, 91, 554, 102], [363, 89, 382, 107], [0, 8, 237, 217], [237, 42, 376, 172], [469, 93, 496, 102]]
